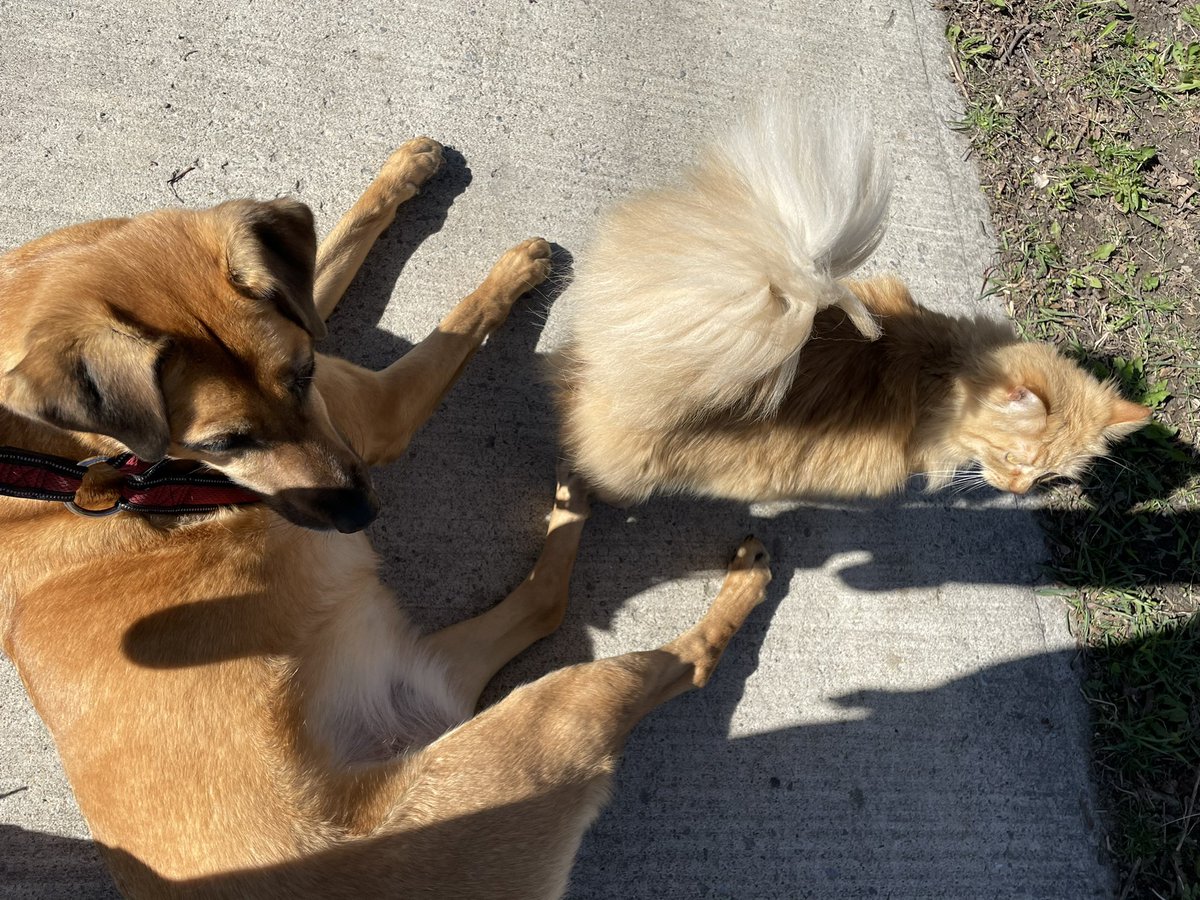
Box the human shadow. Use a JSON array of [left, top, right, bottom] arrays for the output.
[[1041, 425, 1200, 594], [567, 631, 1114, 898], [0, 823, 117, 899], [1081, 614, 1200, 898], [1, 630, 1117, 898]]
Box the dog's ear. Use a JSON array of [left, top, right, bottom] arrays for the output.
[[222, 198, 325, 340], [8, 324, 170, 461]]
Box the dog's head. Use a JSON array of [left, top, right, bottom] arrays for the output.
[[1, 198, 379, 533]]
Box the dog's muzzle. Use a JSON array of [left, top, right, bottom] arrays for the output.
[[267, 482, 381, 533]]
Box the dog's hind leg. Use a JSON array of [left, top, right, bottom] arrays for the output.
[[313, 138, 444, 320], [315, 238, 551, 467], [424, 466, 590, 711], [382, 537, 772, 898]]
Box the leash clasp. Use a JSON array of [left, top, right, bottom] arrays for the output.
[[63, 499, 121, 518]]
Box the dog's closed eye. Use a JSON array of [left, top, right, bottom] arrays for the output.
[[182, 432, 261, 455], [289, 356, 316, 400]]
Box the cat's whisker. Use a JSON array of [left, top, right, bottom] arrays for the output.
[[931, 466, 989, 496], [950, 475, 987, 496]]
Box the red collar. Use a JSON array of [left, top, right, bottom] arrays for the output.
[[0, 446, 262, 517]]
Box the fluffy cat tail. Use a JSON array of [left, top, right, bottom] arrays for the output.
[[564, 97, 892, 426]]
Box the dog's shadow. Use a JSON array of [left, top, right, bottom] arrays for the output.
[[317, 148, 597, 678], [320, 146, 473, 369]]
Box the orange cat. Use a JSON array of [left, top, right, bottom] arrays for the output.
[[554, 100, 1149, 505]]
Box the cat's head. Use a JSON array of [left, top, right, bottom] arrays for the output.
[[950, 343, 1150, 494]]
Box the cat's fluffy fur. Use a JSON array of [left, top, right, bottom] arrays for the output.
[[554, 99, 1150, 504]]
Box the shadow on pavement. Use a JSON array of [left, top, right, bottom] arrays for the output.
[[0, 637, 1109, 898]]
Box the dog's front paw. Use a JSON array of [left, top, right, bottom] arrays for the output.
[[383, 137, 444, 193], [491, 238, 552, 294]]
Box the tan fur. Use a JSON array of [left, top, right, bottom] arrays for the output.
[[557, 263, 1151, 507], [0, 139, 774, 898]]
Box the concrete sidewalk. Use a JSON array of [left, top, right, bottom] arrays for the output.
[[0, 1, 1111, 897]]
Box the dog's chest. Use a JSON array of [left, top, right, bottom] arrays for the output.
[[268, 527, 381, 608]]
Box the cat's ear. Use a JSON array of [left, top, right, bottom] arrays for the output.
[[1104, 397, 1151, 440], [999, 385, 1047, 434]]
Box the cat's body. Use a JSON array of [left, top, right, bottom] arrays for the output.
[[555, 100, 1148, 504]]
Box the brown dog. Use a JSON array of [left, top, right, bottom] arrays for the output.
[[0, 138, 772, 898]]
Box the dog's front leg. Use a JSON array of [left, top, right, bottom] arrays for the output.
[[316, 238, 550, 467], [313, 138, 444, 320]]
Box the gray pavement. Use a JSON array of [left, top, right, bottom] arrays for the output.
[[0, 1, 1112, 897]]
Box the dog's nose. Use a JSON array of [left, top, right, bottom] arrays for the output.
[[267, 484, 381, 533], [317, 486, 381, 533]]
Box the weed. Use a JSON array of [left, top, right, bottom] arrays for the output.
[[1077, 142, 1158, 216], [946, 23, 995, 68], [953, 101, 1014, 157]]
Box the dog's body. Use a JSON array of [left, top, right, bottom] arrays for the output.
[[1, 140, 772, 898]]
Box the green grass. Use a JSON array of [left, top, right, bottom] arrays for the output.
[[951, 101, 1014, 158], [940, 0, 1200, 895], [946, 22, 996, 68], [1078, 142, 1159, 216]]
